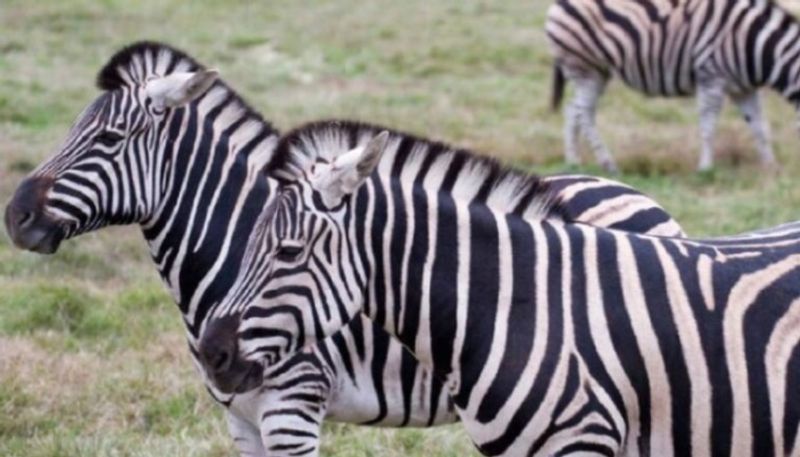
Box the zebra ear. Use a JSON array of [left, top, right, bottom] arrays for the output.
[[145, 69, 219, 110], [314, 131, 390, 207]]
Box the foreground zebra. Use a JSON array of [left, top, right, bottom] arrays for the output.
[[3, 42, 684, 455], [546, 0, 800, 172], [213, 120, 800, 456]]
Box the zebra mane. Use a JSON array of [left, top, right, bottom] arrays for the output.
[[96, 41, 276, 133], [269, 120, 567, 221], [97, 41, 201, 90]]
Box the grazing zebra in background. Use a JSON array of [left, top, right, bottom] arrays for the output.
[[216, 120, 800, 456], [3, 43, 686, 456], [546, 0, 800, 172]]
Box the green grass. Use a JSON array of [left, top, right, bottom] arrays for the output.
[[2, 0, 800, 455]]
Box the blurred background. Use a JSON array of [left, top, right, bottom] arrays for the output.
[[2, 1, 800, 455]]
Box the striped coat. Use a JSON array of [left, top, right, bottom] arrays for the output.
[[221, 121, 800, 456]]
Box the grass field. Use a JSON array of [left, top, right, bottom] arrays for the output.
[[2, 1, 800, 456]]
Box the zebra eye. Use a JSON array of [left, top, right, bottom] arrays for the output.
[[276, 242, 304, 263], [95, 130, 125, 146]]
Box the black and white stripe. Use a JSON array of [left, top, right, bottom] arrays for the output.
[[227, 120, 800, 456], [6, 45, 684, 455], [544, 174, 683, 237], [546, 0, 800, 171]]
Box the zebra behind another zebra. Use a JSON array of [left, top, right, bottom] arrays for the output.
[[216, 120, 800, 456], [546, 0, 800, 172], [4, 42, 685, 456]]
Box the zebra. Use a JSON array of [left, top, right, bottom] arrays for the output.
[[214, 120, 800, 456], [546, 0, 800, 172], [2, 42, 686, 456]]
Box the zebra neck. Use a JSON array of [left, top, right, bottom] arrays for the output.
[[142, 105, 278, 335], [350, 175, 564, 395]]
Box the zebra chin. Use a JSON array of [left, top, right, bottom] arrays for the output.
[[8, 226, 64, 255], [208, 361, 264, 395]]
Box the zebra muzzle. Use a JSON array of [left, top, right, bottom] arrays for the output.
[[199, 314, 264, 394], [5, 176, 64, 254]]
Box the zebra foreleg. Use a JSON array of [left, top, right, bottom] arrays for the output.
[[226, 410, 268, 457], [696, 78, 726, 171], [258, 398, 327, 457], [731, 90, 776, 169], [567, 75, 617, 174]]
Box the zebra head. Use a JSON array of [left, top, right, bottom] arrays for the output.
[[5, 42, 218, 254], [199, 129, 391, 392]]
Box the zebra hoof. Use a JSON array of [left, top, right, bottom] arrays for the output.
[[564, 154, 581, 167], [696, 165, 716, 179], [696, 161, 714, 173], [601, 161, 619, 175], [759, 160, 780, 176]]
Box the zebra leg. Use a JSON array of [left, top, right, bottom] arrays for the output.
[[226, 409, 267, 457], [563, 90, 582, 167], [261, 405, 325, 457], [569, 75, 617, 173], [696, 79, 726, 171], [731, 90, 776, 168], [259, 402, 326, 457]]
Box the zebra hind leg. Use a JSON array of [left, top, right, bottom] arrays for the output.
[[731, 90, 777, 169], [561, 71, 582, 167], [226, 410, 268, 457], [695, 79, 726, 171], [568, 74, 617, 174], [563, 96, 583, 167]]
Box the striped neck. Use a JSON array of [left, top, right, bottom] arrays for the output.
[[141, 89, 278, 336], [344, 152, 564, 377]]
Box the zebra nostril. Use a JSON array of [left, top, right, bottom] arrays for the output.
[[210, 347, 231, 373], [201, 315, 242, 375], [18, 211, 34, 229]]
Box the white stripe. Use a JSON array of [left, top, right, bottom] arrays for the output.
[[725, 254, 800, 457]]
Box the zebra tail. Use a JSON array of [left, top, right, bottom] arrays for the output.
[[551, 64, 566, 112]]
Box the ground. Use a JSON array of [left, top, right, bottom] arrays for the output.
[[1, 1, 800, 456]]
